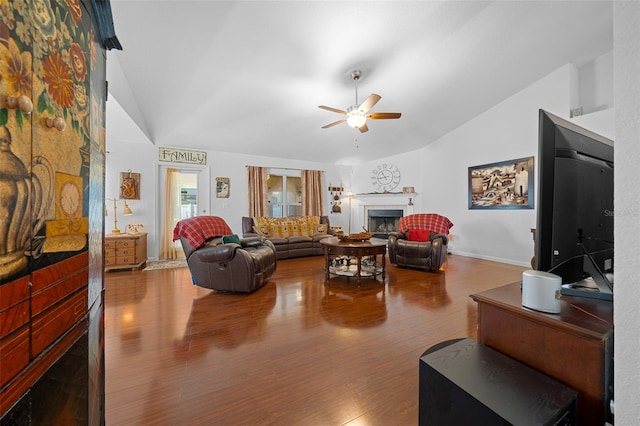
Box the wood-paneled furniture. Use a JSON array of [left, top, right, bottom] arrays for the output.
[[105, 233, 147, 271], [319, 237, 386, 283], [471, 282, 613, 426]]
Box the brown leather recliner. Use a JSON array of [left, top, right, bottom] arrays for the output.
[[387, 214, 453, 272], [174, 216, 277, 293]]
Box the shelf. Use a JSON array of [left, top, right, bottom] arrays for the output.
[[329, 264, 383, 277], [356, 192, 416, 197]]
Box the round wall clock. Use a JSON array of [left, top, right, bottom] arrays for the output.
[[371, 163, 401, 192]]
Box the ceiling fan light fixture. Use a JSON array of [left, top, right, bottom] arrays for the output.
[[346, 105, 367, 129], [347, 114, 366, 129]]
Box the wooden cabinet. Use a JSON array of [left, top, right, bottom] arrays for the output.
[[105, 233, 147, 271], [471, 282, 613, 426]]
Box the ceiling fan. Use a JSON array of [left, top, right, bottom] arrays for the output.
[[318, 70, 401, 133]]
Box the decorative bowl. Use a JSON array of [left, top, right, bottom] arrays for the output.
[[337, 232, 374, 242]]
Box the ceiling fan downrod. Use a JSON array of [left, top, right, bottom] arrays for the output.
[[351, 69, 362, 105]]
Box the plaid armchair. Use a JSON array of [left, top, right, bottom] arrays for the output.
[[388, 214, 453, 272]]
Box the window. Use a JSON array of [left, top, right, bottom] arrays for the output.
[[177, 172, 198, 219], [267, 172, 301, 217]]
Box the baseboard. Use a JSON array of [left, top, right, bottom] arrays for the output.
[[449, 250, 530, 268]]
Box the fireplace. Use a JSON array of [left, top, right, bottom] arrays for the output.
[[367, 209, 404, 238]]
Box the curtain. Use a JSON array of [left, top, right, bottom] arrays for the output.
[[301, 169, 323, 216], [247, 166, 268, 217], [159, 168, 182, 259]]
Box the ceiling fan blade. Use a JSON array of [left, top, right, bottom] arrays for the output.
[[321, 119, 346, 129], [358, 123, 369, 133], [367, 112, 402, 120], [318, 105, 347, 115], [358, 94, 381, 113]]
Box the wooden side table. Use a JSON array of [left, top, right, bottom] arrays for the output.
[[319, 237, 386, 283], [471, 282, 613, 425], [105, 233, 147, 271]]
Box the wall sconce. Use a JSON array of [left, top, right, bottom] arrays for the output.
[[3, 94, 34, 114], [105, 198, 133, 234], [45, 116, 66, 132]]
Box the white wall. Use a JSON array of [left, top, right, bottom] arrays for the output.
[[105, 143, 351, 260], [347, 65, 572, 266], [579, 50, 614, 115], [613, 1, 640, 422]]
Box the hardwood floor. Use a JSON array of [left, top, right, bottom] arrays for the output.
[[105, 254, 526, 425]]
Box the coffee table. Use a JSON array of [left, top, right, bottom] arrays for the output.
[[319, 236, 387, 283]]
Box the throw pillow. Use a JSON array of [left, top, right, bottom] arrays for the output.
[[313, 223, 328, 234], [253, 225, 269, 237], [408, 229, 431, 242], [222, 234, 241, 245]]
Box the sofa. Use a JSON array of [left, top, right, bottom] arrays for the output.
[[242, 215, 335, 260], [174, 216, 277, 293], [388, 213, 453, 272]]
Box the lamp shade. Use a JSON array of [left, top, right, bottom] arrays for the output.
[[347, 113, 366, 129]]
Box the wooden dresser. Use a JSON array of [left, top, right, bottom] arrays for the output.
[[471, 282, 613, 426], [105, 233, 147, 271]]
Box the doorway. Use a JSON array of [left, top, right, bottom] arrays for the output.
[[158, 166, 210, 259]]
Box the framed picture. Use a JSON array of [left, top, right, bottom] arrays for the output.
[[468, 156, 534, 209], [216, 177, 230, 198], [120, 170, 140, 200]]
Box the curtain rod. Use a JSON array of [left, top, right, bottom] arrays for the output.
[[245, 165, 325, 172]]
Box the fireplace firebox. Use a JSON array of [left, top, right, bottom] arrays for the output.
[[367, 209, 404, 238]]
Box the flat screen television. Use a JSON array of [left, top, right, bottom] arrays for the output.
[[535, 109, 614, 301]]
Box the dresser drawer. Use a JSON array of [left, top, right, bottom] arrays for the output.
[[117, 256, 135, 265], [117, 248, 135, 257], [116, 239, 135, 249]]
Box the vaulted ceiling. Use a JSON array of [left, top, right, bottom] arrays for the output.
[[106, 1, 613, 165]]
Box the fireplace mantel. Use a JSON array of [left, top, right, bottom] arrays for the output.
[[350, 193, 417, 234], [356, 192, 417, 198]]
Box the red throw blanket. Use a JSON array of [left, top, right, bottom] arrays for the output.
[[398, 214, 453, 235], [173, 216, 233, 248]]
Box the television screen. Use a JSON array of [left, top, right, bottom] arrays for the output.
[[535, 110, 614, 301]]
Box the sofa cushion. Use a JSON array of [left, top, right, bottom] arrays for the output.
[[267, 237, 289, 245]]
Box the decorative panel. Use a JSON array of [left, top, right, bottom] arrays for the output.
[[0, 0, 108, 421]]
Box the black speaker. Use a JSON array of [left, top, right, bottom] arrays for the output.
[[419, 338, 577, 426]]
